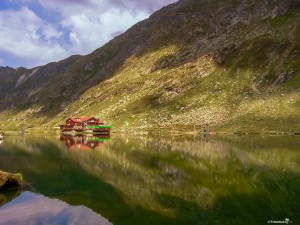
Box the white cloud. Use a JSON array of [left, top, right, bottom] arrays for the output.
[[36, 0, 150, 55], [0, 192, 112, 225], [0, 0, 178, 68], [0, 7, 69, 67], [42, 25, 63, 40], [60, 8, 148, 54]]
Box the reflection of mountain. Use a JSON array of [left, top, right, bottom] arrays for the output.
[[60, 134, 110, 151], [0, 191, 112, 225], [0, 135, 300, 225]]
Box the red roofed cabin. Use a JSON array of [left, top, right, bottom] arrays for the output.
[[60, 117, 110, 133]]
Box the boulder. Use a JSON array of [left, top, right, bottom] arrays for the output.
[[0, 171, 22, 191]]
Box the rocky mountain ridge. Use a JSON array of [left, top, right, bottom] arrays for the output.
[[1, 0, 300, 132]]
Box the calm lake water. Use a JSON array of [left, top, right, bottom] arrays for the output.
[[0, 134, 299, 225]]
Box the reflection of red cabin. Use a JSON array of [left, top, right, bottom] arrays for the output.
[[60, 134, 105, 151], [60, 117, 109, 133]]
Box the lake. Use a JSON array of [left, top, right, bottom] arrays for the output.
[[0, 134, 299, 225]]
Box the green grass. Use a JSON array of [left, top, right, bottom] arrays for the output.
[[1, 2, 300, 133]]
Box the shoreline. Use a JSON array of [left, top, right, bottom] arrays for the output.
[[1, 128, 300, 136]]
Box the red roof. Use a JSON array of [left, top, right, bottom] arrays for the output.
[[67, 117, 104, 123]]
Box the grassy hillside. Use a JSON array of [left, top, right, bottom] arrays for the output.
[[1, 0, 300, 133]]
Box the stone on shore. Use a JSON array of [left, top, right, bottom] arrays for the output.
[[0, 171, 22, 190]]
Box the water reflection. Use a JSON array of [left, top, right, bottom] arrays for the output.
[[0, 189, 21, 208], [0, 191, 112, 225], [63, 135, 300, 221], [60, 134, 110, 150], [0, 135, 299, 225]]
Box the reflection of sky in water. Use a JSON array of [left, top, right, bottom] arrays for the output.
[[0, 191, 112, 225]]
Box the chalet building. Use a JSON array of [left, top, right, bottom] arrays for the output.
[[60, 116, 110, 134], [66, 117, 104, 126]]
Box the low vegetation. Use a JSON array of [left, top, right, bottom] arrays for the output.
[[0, 0, 300, 133]]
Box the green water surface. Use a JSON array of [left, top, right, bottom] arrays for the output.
[[0, 134, 299, 225]]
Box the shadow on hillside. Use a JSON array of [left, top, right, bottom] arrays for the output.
[[145, 1, 300, 88], [1, 0, 300, 129]]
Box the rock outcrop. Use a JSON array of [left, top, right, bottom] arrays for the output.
[[1, 0, 300, 132], [0, 171, 22, 191]]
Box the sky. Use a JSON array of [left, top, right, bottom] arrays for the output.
[[0, 191, 112, 225], [0, 0, 178, 68]]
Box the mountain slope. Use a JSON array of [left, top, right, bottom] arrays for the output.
[[1, 0, 300, 132]]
